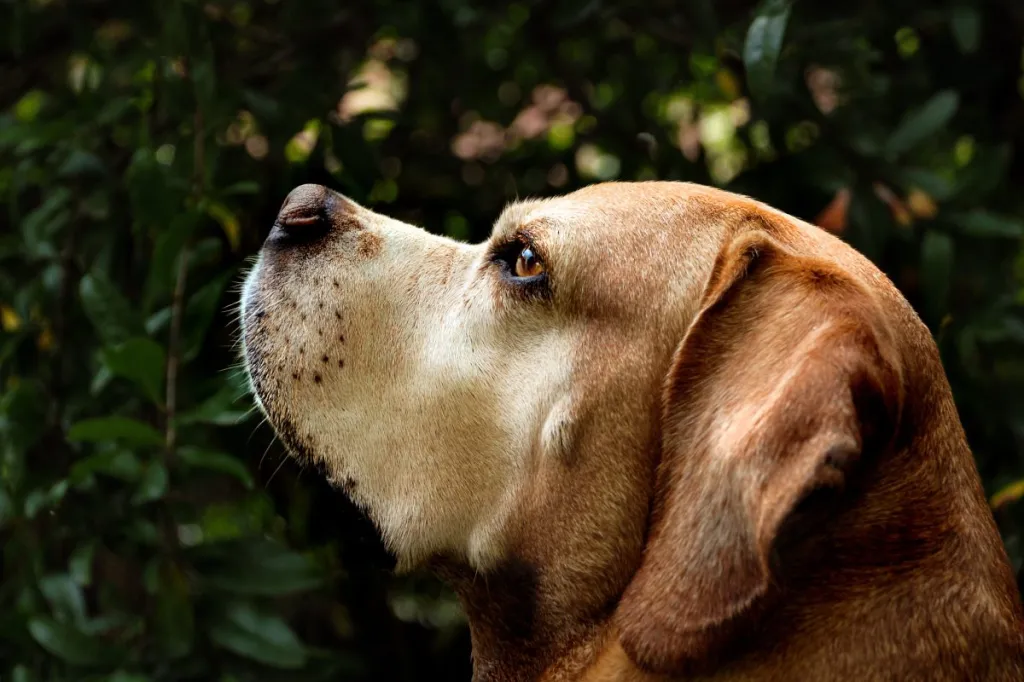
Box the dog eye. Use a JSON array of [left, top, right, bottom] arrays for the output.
[[514, 247, 545, 278]]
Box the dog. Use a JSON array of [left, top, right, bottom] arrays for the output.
[[241, 181, 1024, 680]]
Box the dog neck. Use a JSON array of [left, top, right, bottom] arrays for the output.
[[433, 558, 611, 681]]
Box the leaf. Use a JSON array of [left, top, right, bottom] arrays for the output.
[[126, 148, 177, 228], [68, 417, 163, 447], [992, 479, 1024, 510], [154, 562, 193, 659], [58, 149, 105, 177], [220, 181, 260, 196], [182, 271, 235, 362], [69, 544, 96, 586], [845, 188, 891, 263], [95, 96, 134, 126], [742, 0, 792, 102], [951, 5, 980, 54], [206, 201, 241, 251], [102, 338, 166, 405], [27, 615, 120, 666], [145, 307, 172, 336], [132, 462, 168, 505], [885, 90, 960, 157], [80, 273, 143, 345], [209, 601, 307, 669], [90, 364, 114, 396], [0, 380, 48, 457], [107, 673, 150, 682], [550, 0, 603, 28], [920, 230, 954, 324], [0, 488, 12, 526], [242, 89, 281, 121], [178, 381, 252, 427], [192, 59, 218, 115], [10, 664, 33, 682], [897, 168, 955, 201], [24, 480, 69, 519], [145, 210, 201, 309], [952, 211, 1024, 238], [39, 573, 87, 626], [178, 448, 254, 489], [955, 143, 1011, 200], [194, 538, 324, 596], [21, 187, 72, 259], [70, 450, 143, 483]]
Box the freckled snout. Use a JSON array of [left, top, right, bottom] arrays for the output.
[[266, 183, 357, 248]]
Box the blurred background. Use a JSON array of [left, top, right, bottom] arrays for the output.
[[2, 0, 1024, 680]]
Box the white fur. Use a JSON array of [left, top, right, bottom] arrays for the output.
[[242, 201, 572, 570]]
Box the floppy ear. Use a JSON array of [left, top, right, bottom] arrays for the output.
[[616, 227, 903, 674]]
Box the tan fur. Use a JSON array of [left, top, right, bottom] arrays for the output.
[[242, 181, 1024, 681]]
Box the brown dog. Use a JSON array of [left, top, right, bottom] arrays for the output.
[[241, 181, 1024, 681]]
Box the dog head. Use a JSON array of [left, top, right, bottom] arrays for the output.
[[242, 181, 916, 672]]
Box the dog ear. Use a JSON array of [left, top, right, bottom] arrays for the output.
[[616, 226, 902, 674]]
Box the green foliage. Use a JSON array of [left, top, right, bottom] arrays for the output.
[[2, 0, 1023, 680]]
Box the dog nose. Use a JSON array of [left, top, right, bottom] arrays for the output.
[[267, 184, 343, 246]]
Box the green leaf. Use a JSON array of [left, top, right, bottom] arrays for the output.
[[107, 673, 150, 682], [192, 59, 218, 115], [102, 338, 166, 405], [242, 89, 281, 121], [21, 187, 72, 259], [80, 273, 143, 345], [145, 210, 201, 310], [132, 462, 168, 505], [182, 271, 235, 362], [10, 664, 33, 682], [0, 380, 48, 458], [70, 450, 143, 483], [39, 573, 87, 626], [95, 97, 134, 126], [221, 181, 261, 196], [90, 364, 114, 396], [69, 544, 96, 586], [27, 615, 120, 666], [920, 230, 954, 324], [58, 149, 105, 178], [68, 417, 163, 447], [955, 143, 1011, 199], [742, 0, 792, 102], [194, 538, 324, 596], [126, 148, 177, 228], [952, 211, 1024, 238], [0, 488, 12, 526], [951, 5, 980, 54], [896, 168, 955, 201], [179, 448, 254, 488], [154, 562, 193, 659], [886, 90, 960, 157], [209, 601, 307, 669], [145, 307, 173, 336], [15, 90, 46, 122], [24, 480, 69, 519], [178, 381, 252, 426]]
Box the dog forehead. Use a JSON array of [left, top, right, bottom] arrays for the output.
[[491, 182, 740, 244]]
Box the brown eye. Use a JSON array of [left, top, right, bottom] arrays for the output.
[[514, 247, 545, 278]]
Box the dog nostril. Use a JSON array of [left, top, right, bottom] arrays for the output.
[[267, 184, 344, 246]]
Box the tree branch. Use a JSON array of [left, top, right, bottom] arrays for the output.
[[165, 104, 203, 455]]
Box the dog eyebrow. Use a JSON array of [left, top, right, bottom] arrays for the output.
[[491, 201, 538, 244]]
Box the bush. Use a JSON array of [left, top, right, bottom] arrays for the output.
[[2, 1, 1022, 679]]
